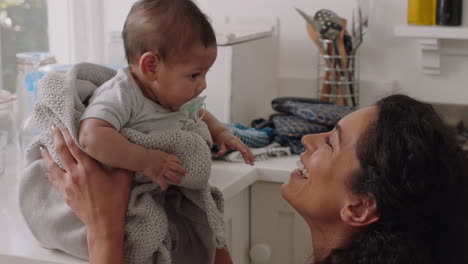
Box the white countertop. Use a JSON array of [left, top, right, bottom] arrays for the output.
[[209, 155, 298, 200], [0, 144, 299, 263]]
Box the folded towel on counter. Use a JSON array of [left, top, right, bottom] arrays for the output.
[[224, 122, 274, 148], [270, 98, 353, 154], [18, 63, 225, 264], [274, 135, 306, 155], [218, 142, 291, 162], [270, 114, 330, 138], [211, 122, 275, 160], [272, 97, 353, 126], [271, 114, 329, 154]]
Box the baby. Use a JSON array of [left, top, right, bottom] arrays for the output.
[[79, 0, 254, 190]]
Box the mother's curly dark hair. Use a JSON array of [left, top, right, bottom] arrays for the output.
[[319, 95, 466, 264]]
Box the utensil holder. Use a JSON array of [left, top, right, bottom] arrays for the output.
[[317, 39, 359, 108]]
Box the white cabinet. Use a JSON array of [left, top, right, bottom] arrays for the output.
[[250, 182, 313, 264], [203, 31, 278, 125], [223, 188, 250, 264], [394, 25, 468, 75]]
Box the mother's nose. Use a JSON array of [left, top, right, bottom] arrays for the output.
[[301, 134, 317, 151]]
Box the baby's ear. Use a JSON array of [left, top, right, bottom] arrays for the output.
[[139, 52, 159, 81]]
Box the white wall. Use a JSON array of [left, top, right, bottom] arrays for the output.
[[101, 0, 135, 64], [196, 0, 468, 106], [50, 0, 468, 106]]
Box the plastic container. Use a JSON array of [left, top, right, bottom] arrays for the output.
[[437, 0, 463, 26], [15, 52, 56, 124], [408, 0, 437, 25]]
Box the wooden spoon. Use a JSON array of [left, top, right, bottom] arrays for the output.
[[335, 19, 353, 107], [306, 23, 333, 102]]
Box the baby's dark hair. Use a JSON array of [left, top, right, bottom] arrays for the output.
[[122, 0, 216, 66]]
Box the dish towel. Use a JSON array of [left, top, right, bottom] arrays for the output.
[[225, 122, 274, 148], [18, 63, 226, 264], [219, 142, 291, 162], [270, 98, 353, 154]]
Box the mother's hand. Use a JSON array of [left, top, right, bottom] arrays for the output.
[[40, 124, 132, 237]]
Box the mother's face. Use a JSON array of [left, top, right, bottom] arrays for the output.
[[281, 106, 377, 224]]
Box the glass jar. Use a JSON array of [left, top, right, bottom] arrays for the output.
[[15, 52, 55, 125], [0, 90, 21, 177]]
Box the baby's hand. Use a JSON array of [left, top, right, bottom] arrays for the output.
[[142, 150, 186, 190], [214, 130, 255, 165]]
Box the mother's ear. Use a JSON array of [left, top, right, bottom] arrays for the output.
[[340, 195, 379, 227], [139, 52, 160, 81]]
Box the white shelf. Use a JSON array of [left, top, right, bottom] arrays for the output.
[[394, 25, 468, 75], [395, 25, 468, 39]]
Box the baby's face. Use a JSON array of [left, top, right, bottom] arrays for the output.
[[152, 44, 217, 111]]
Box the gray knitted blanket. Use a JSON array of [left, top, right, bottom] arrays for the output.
[[18, 63, 225, 264]]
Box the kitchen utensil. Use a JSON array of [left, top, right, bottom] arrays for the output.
[[317, 38, 359, 108], [296, 8, 331, 64], [313, 9, 344, 105], [314, 9, 343, 40], [323, 41, 336, 102], [305, 22, 330, 66], [352, 10, 356, 40], [296, 8, 334, 102], [350, 6, 368, 56], [335, 19, 354, 107], [296, 8, 359, 106], [305, 23, 330, 102], [295, 8, 321, 33], [315, 10, 350, 106]]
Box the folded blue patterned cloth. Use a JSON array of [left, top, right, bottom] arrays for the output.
[[270, 98, 353, 154], [224, 122, 274, 148], [272, 98, 353, 126], [270, 114, 329, 138], [219, 142, 291, 162], [274, 135, 305, 154], [211, 123, 275, 158]]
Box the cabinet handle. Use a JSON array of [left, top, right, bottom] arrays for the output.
[[249, 243, 272, 263]]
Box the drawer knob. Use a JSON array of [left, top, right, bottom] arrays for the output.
[[249, 243, 272, 262]]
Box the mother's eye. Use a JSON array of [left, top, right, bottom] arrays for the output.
[[326, 136, 333, 150]]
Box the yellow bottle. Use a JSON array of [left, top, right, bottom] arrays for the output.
[[408, 0, 437, 25]]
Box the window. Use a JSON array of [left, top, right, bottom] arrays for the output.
[[0, 0, 49, 93]]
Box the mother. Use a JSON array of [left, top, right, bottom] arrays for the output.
[[41, 95, 466, 264]]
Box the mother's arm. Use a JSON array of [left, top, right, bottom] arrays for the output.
[[41, 125, 235, 264], [41, 124, 132, 264]]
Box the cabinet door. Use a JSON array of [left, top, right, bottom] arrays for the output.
[[250, 182, 313, 264], [223, 188, 250, 264]]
